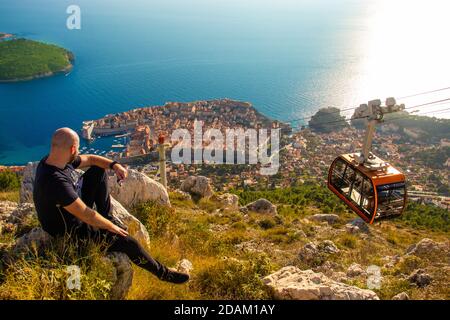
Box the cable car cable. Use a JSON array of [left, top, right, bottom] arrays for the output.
[[398, 86, 450, 100], [289, 93, 450, 123]]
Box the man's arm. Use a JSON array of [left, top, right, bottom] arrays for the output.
[[77, 155, 128, 180], [64, 198, 128, 237]]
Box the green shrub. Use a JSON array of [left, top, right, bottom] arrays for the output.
[[231, 184, 347, 215], [401, 202, 449, 232], [132, 201, 176, 238], [391, 255, 424, 276], [339, 234, 358, 249], [195, 254, 273, 299], [0, 170, 21, 192], [231, 222, 247, 230], [259, 218, 276, 230]]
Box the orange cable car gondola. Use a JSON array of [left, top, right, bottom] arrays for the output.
[[327, 98, 408, 224]]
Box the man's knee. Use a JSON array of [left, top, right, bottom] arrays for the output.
[[84, 165, 107, 181]]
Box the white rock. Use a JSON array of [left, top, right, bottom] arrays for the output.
[[392, 292, 410, 300], [345, 223, 360, 234], [406, 238, 449, 258], [245, 198, 277, 215], [347, 263, 366, 278], [110, 197, 150, 248], [319, 240, 340, 254], [263, 266, 379, 300], [299, 242, 319, 262], [176, 259, 194, 274], [109, 169, 170, 208], [19, 162, 39, 203], [216, 193, 239, 209], [180, 176, 214, 199]]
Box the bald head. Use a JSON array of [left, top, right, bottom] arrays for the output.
[[51, 128, 79, 150]]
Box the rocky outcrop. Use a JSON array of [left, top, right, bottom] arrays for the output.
[[347, 263, 366, 278], [406, 238, 449, 259], [0, 202, 37, 236], [299, 240, 340, 264], [13, 227, 53, 255], [245, 198, 277, 215], [180, 176, 214, 199], [310, 214, 340, 225], [320, 240, 340, 254], [109, 169, 170, 208], [103, 252, 134, 300], [19, 162, 39, 203], [263, 267, 379, 300], [0, 201, 19, 234], [392, 292, 410, 300], [110, 197, 150, 248], [176, 259, 194, 275], [215, 193, 239, 210], [408, 269, 432, 288], [345, 218, 370, 234]]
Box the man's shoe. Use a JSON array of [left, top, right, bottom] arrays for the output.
[[160, 268, 190, 284]]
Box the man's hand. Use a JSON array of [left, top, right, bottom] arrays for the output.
[[107, 223, 129, 237], [113, 163, 128, 181]]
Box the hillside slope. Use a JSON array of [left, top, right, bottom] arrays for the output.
[[0, 182, 448, 300]]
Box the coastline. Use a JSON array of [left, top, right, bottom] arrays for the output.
[[0, 32, 14, 40]]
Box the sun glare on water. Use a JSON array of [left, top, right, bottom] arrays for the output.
[[349, 0, 450, 117]]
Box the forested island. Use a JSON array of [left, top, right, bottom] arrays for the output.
[[0, 38, 74, 82]]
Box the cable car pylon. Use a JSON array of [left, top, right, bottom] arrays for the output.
[[327, 98, 408, 224]]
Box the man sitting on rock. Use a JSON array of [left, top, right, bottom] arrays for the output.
[[33, 128, 189, 284]]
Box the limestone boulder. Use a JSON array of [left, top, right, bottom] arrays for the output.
[[110, 197, 150, 248], [176, 259, 194, 275], [245, 198, 277, 215], [180, 176, 214, 199], [215, 193, 239, 210], [263, 266, 379, 300], [406, 238, 449, 259], [347, 263, 366, 278], [19, 162, 39, 203], [392, 292, 410, 300], [109, 169, 170, 208]]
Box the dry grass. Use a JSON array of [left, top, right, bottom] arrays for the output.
[[0, 190, 19, 202], [1, 189, 448, 300]]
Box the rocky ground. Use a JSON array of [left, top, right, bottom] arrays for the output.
[[0, 165, 449, 300]]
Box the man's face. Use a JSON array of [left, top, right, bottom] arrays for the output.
[[69, 141, 79, 163]]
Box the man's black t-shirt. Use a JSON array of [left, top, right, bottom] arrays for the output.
[[33, 156, 82, 236]]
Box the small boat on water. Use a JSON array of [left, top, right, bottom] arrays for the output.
[[112, 144, 125, 148]]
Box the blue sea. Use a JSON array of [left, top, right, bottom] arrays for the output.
[[1, 0, 449, 165]]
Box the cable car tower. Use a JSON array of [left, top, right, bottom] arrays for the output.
[[327, 98, 408, 224]]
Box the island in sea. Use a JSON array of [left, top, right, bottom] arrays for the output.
[[0, 36, 74, 82]]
